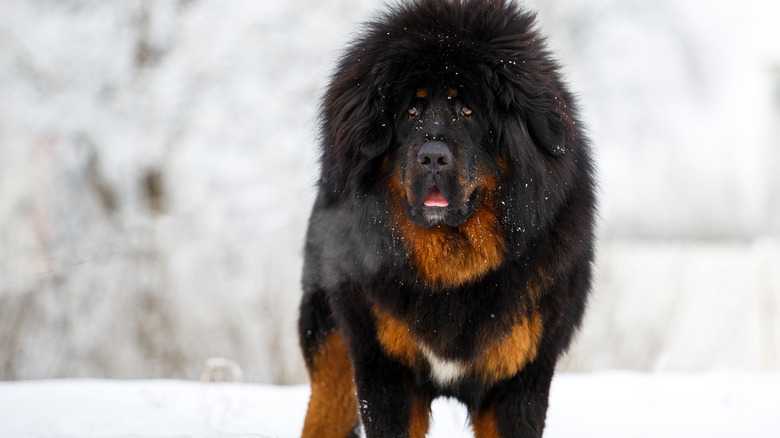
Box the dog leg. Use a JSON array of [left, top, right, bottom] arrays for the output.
[[470, 361, 555, 438], [299, 290, 360, 438], [350, 344, 430, 438]]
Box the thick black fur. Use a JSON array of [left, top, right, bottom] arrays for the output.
[[299, 0, 596, 437]]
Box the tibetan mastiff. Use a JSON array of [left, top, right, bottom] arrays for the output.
[[298, 0, 596, 436]]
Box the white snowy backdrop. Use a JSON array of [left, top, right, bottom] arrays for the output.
[[1, 0, 780, 385]]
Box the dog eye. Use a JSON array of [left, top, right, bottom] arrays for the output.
[[460, 106, 473, 117], [408, 107, 420, 118]]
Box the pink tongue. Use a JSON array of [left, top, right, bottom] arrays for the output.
[[424, 187, 449, 207]]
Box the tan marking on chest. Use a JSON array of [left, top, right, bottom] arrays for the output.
[[373, 307, 420, 367], [373, 309, 543, 387], [389, 173, 505, 289], [475, 312, 544, 383], [373, 307, 469, 387]]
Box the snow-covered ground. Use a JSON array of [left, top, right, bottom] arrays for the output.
[[2, 373, 779, 437]]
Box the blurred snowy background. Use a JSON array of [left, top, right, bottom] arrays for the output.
[[1, 0, 779, 384]]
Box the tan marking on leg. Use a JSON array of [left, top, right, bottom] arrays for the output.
[[471, 406, 500, 438], [408, 397, 431, 438], [301, 331, 359, 438]]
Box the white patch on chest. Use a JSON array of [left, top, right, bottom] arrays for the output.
[[419, 344, 468, 387], [354, 421, 366, 438]]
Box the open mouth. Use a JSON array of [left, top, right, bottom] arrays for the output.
[[407, 184, 475, 227], [423, 186, 449, 207]]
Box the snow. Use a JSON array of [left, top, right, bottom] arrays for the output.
[[2, 373, 779, 437]]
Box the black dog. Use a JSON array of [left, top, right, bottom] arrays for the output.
[[298, 0, 596, 436]]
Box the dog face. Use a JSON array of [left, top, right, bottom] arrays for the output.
[[392, 86, 496, 228]]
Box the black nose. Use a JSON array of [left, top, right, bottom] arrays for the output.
[[417, 141, 452, 172]]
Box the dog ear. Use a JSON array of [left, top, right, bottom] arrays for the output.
[[501, 91, 573, 159], [523, 92, 570, 157], [322, 57, 393, 163], [317, 51, 394, 196], [492, 63, 574, 159]]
